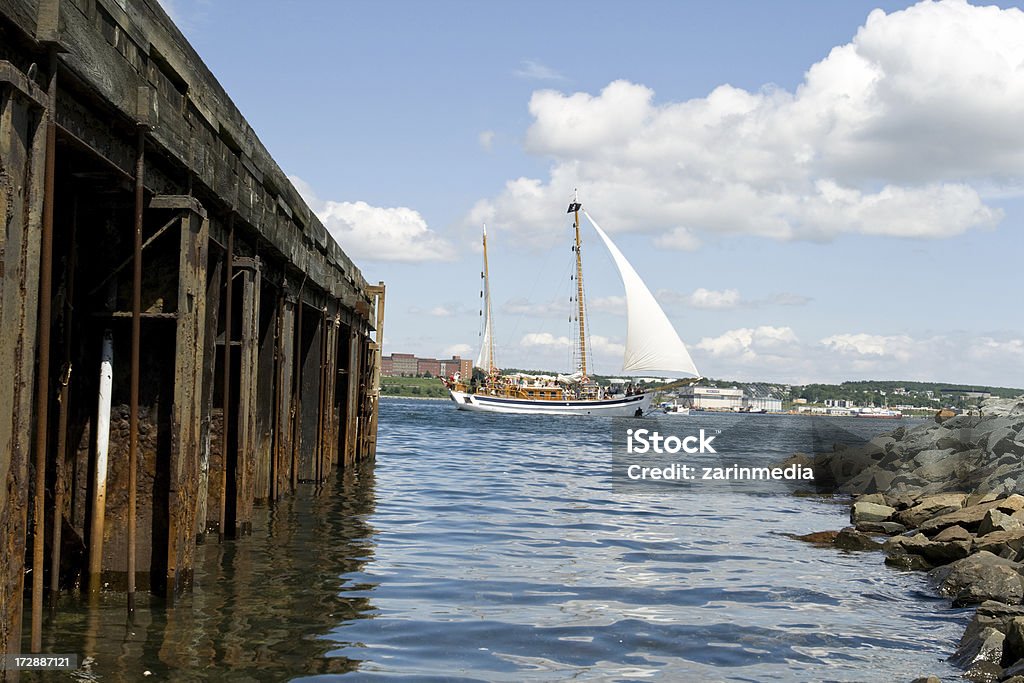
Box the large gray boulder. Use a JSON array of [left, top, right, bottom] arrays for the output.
[[931, 552, 1024, 606]]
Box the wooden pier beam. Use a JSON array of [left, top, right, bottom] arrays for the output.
[[0, 59, 48, 661]]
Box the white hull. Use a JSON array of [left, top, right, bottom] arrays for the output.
[[448, 389, 652, 416], [663, 407, 691, 416]]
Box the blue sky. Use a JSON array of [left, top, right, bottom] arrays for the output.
[[163, 0, 1024, 387]]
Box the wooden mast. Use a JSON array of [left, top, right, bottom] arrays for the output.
[[571, 190, 587, 379]]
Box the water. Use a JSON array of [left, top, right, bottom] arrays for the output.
[[38, 398, 966, 682]]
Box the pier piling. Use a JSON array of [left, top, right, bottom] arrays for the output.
[[0, 0, 384, 667]]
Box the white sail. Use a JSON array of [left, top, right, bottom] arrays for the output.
[[583, 210, 700, 377], [475, 225, 495, 371], [476, 313, 492, 370]]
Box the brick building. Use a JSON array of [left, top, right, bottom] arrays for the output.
[[382, 353, 471, 378]]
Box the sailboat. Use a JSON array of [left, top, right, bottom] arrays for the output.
[[445, 194, 700, 416]]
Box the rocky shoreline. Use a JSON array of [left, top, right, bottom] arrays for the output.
[[788, 396, 1024, 682]]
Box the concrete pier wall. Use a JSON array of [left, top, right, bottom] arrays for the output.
[[0, 0, 384, 663]]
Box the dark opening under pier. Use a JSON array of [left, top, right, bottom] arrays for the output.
[[0, 0, 384, 668]]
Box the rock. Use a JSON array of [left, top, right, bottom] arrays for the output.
[[979, 395, 1024, 418], [977, 600, 1024, 619], [855, 520, 907, 535], [834, 527, 884, 551], [896, 493, 967, 528], [855, 493, 889, 506], [951, 623, 1004, 672], [969, 492, 1001, 507], [1004, 659, 1024, 680], [883, 533, 971, 565], [963, 659, 1002, 681], [932, 552, 1024, 606], [910, 677, 941, 683], [934, 525, 973, 542], [974, 530, 1024, 559], [851, 501, 896, 525], [1004, 618, 1024, 666], [979, 509, 1024, 536], [919, 498, 1024, 535], [785, 530, 838, 545]]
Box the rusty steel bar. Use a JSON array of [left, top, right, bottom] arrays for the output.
[[31, 47, 58, 653], [127, 127, 145, 615], [220, 218, 234, 541], [49, 194, 78, 611]]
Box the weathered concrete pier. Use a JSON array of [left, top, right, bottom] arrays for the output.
[[0, 0, 384, 665]]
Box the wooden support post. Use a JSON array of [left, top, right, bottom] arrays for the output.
[[316, 307, 327, 482], [274, 289, 295, 498], [127, 126, 145, 615], [195, 252, 223, 543], [0, 62, 48, 660], [30, 47, 58, 652], [153, 196, 209, 598], [233, 256, 260, 534], [291, 292, 304, 490], [219, 219, 234, 541]]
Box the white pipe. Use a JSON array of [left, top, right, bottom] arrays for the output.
[[88, 329, 113, 593]]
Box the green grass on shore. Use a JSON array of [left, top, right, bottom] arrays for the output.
[[380, 376, 449, 398]]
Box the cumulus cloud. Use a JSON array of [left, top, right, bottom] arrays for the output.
[[697, 326, 800, 362], [444, 343, 473, 358], [673, 288, 742, 310], [289, 175, 454, 263], [685, 328, 1024, 386], [471, 1, 1022, 247]]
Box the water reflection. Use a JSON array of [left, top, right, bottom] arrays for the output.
[[38, 460, 377, 682]]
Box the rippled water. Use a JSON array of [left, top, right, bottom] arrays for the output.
[[40, 398, 966, 682]]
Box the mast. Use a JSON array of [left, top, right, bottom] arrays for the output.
[[480, 224, 497, 375], [569, 190, 587, 379]]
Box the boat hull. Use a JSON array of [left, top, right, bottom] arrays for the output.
[[448, 389, 652, 416]]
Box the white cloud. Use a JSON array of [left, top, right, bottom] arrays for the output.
[[520, 332, 571, 349], [697, 326, 800, 362], [514, 60, 565, 81], [820, 333, 918, 362], [471, 1, 1022, 247], [478, 130, 496, 152], [444, 343, 473, 358], [684, 288, 741, 310], [289, 176, 454, 263], [684, 328, 1024, 387]]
